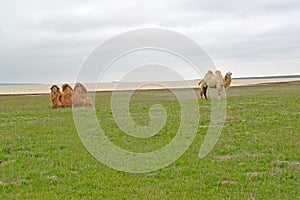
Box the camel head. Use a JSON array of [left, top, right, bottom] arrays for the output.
[[226, 71, 232, 77], [224, 71, 232, 89], [50, 85, 60, 94]]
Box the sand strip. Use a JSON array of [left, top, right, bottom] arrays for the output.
[[0, 78, 299, 96]]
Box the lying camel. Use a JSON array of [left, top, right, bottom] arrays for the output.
[[61, 83, 73, 107], [73, 82, 92, 107], [50, 85, 62, 108]]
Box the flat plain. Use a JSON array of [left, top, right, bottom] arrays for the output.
[[0, 82, 299, 199]]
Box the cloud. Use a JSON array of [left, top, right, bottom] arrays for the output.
[[0, 0, 300, 83]]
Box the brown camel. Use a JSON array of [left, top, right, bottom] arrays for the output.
[[50, 85, 62, 108], [61, 83, 73, 107], [224, 71, 232, 89], [198, 79, 208, 99], [73, 82, 92, 107]]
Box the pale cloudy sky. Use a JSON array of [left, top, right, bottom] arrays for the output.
[[0, 0, 300, 83]]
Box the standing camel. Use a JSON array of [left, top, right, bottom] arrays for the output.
[[198, 71, 232, 100]]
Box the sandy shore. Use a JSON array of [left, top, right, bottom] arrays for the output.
[[0, 77, 299, 95]]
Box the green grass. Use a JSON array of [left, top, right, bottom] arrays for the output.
[[0, 82, 299, 199]]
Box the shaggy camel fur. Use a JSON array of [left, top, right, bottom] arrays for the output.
[[73, 82, 92, 107], [198, 70, 224, 99], [61, 83, 73, 107], [50, 85, 62, 108], [224, 71, 232, 89], [198, 79, 208, 99], [199, 71, 233, 99], [204, 70, 224, 97]]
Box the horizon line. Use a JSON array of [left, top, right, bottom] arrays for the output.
[[1, 74, 300, 85]]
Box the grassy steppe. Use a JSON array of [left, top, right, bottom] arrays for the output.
[[0, 82, 299, 199]]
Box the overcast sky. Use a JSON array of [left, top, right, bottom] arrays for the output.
[[0, 0, 300, 84]]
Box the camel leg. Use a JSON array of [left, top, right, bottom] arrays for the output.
[[203, 86, 208, 100], [200, 87, 204, 99]]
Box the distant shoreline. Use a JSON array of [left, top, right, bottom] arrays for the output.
[[232, 74, 300, 80], [1, 74, 299, 86], [0, 76, 299, 96]]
